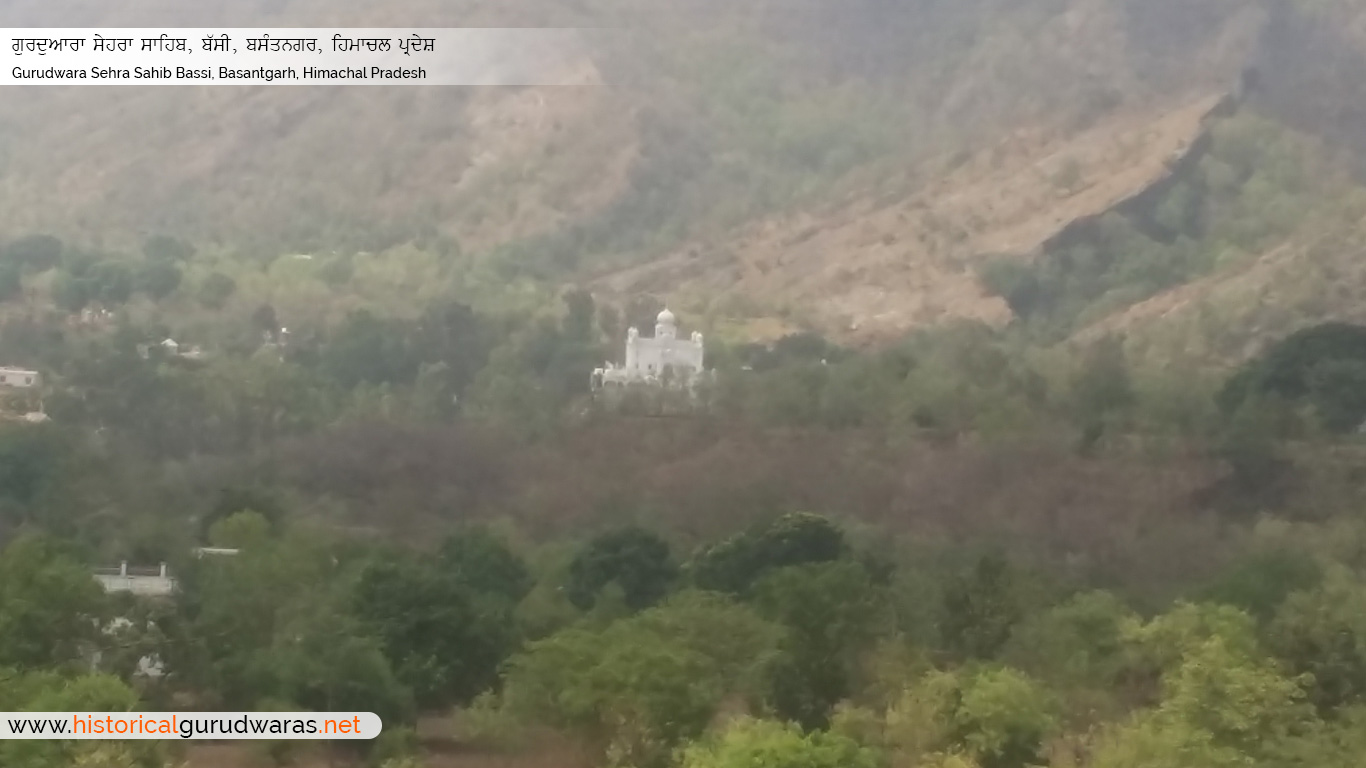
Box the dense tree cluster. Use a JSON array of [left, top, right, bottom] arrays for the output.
[[5, 504, 1366, 768]]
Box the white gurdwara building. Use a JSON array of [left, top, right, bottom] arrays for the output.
[[592, 308, 708, 391]]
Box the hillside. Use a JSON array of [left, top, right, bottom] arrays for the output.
[[0, 0, 1365, 356], [0, 0, 1288, 339], [11, 5, 1366, 768], [594, 93, 1230, 343]]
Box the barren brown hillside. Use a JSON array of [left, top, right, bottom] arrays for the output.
[[595, 94, 1230, 343], [1074, 211, 1366, 371]]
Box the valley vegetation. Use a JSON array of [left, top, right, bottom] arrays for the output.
[[5, 2, 1366, 768]]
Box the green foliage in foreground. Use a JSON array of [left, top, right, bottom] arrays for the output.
[[0, 533, 107, 670], [679, 717, 881, 768], [4, 494, 1366, 768], [0, 669, 164, 768], [502, 591, 782, 767], [1268, 567, 1366, 712], [353, 531, 528, 708], [753, 561, 888, 729]]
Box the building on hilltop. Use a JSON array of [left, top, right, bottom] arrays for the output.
[[591, 308, 710, 394]]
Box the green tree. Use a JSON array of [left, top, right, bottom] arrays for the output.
[[1217, 393, 1297, 498], [135, 262, 182, 300], [142, 235, 195, 264], [1092, 636, 1315, 768], [412, 300, 490, 396], [0, 669, 163, 768], [207, 510, 272, 550], [0, 424, 72, 530], [502, 592, 782, 768], [204, 487, 284, 538], [980, 258, 1044, 319], [563, 288, 596, 341], [437, 527, 532, 602], [317, 253, 355, 286], [690, 513, 849, 595], [3, 234, 63, 270], [1002, 590, 1136, 690], [678, 717, 882, 768], [353, 552, 521, 708], [886, 667, 1058, 768], [52, 271, 90, 311], [951, 668, 1058, 768], [462, 346, 560, 438], [173, 526, 341, 708], [197, 272, 237, 309], [319, 309, 415, 388], [1304, 358, 1366, 433], [1070, 335, 1135, 446], [0, 262, 22, 301], [250, 303, 279, 334], [87, 262, 133, 306], [140, 233, 195, 262], [1152, 179, 1202, 237], [752, 561, 888, 729], [409, 362, 459, 422], [264, 600, 414, 725], [0, 533, 107, 669], [1218, 322, 1366, 433], [941, 554, 1022, 661], [1196, 549, 1322, 623], [1115, 601, 1279, 716], [1269, 568, 1366, 712], [1121, 602, 1263, 685], [567, 527, 678, 612], [1281, 706, 1366, 768]]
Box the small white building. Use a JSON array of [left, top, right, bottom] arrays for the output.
[[0, 367, 40, 388], [93, 562, 177, 598], [592, 309, 709, 391]]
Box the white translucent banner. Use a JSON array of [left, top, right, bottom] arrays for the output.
[[0, 712, 382, 739], [2, 29, 590, 85]]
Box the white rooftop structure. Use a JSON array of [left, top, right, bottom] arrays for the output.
[[93, 562, 177, 597], [0, 367, 40, 388], [592, 308, 709, 391]]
